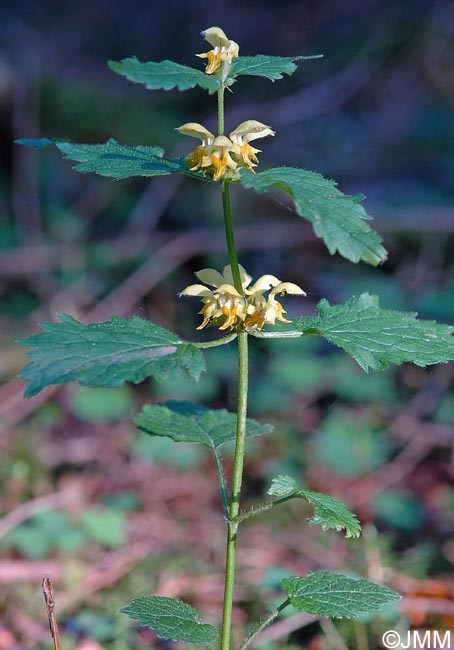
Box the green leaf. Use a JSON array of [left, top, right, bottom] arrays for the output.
[[121, 595, 218, 644], [231, 54, 322, 81], [281, 571, 400, 618], [295, 293, 454, 371], [136, 400, 272, 450], [16, 138, 205, 180], [79, 507, 126, 548], [109, 57, 221, 94], [268, 476, 361, 538], [240, 167, 387, 266], [19, 314, 205, 397]]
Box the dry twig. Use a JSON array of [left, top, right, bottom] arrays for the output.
[[42, 576, 61, 650]]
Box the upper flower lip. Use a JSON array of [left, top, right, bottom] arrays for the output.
[[200, 27, 231, 50], [229, 121, 275, 145], [176, 123, 215, 145], [196, 26, 239, 75]]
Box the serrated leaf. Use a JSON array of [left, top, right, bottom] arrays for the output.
[[281, 571, 400, 618], [268, 474, 300, 497], [240, 167, 387, 266], [231, 54, 322, 81], [121, 595, 218, 644], [268, 476, 361, 538], [16, 138, 206, 180], [109, 57, 221, 94], [19, 314, 205, 397], [136, 400, 272, 450], [295, 293, 454, 371]]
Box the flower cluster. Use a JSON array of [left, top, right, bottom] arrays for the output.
[[196, 27, 239, 75], [179, 265, 306, 331], [178, 120, 275, 180]]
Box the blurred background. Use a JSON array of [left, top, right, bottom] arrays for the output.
[[0, 1, 453, 649]]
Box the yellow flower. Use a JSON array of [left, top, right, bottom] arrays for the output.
[[179, 265, 251, 330], [177, 120, 275, 180], [196, 27, 239, 75], [177, 124, 239, 180], [230, 121, 275, 171], [177, 123, 215, 172], [180, 266, 306, 331], [210, 136, 238, 180]]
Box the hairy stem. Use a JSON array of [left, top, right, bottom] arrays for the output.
[[218, 85, 225, 135], [238, 599, 291, 650], [192, 332, 238, 348], [222, 181, 243, 294], [220, 331, 249, 650]]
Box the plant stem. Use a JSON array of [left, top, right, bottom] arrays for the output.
[[238, 599, 291, 650], [192, 332, 238, 348], [220, 331, 249, 650], [222, 182, 243, 294], [218, 70, 250, 650], [218, 85, 225, 135]]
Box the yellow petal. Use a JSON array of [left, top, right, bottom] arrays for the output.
[[223, 264, 252, 290], [201, 27, 231, 50], [274, 301, 292, 323], [215, 283, 242, 297], [226, 41, 239, 59], [230, 120, 275, 144], [179, 284, 213, 297], [272, 282, 306, 297], [248, 274, 281, 293], [219, 306, 237, 330], [177, 123, 215, 144], [196, 268, 226, 287], [213, 135, 233, 148]]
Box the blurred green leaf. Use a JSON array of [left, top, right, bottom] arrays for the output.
[[331, 358, 394, 403], [121, 595, 218, 644], [8, 525, 51, 559], [6, 510, 86, 558], [80, 507, 126, 548], [372, 490, 425, 531], [69, 386, 135, 422], [132, 435, 204, 471], [73, 611, 116, 642], [313, 409, 389, 478]]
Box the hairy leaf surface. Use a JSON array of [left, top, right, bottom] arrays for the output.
[[121, 595, 218, 644], [231, 54, 322, 81], [281, 572, 400, 618], [19, 315, 205, 397], [268, 476, 361, 538], [109, 57, 221, 94], [295, 293, 454, 371], [240, 167, 387, 265], [16, 138, 205, 180], [136, 400, 272, 450]]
